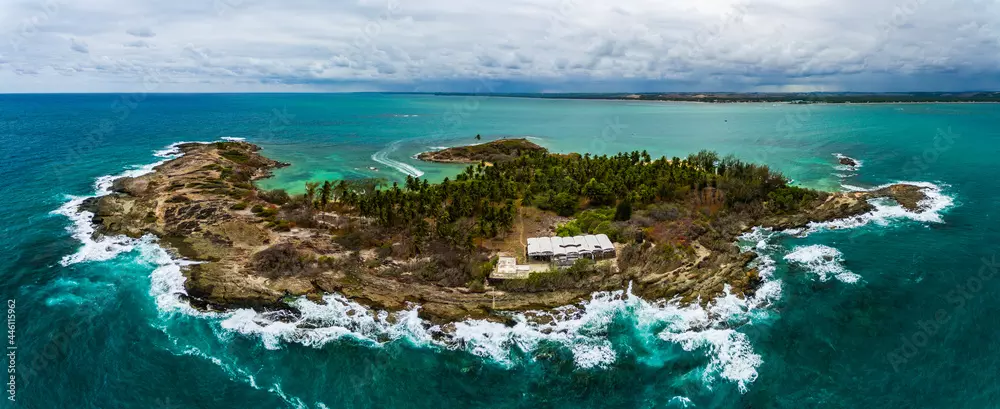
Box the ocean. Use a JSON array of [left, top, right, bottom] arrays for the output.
[[1, 93, 996, 408]]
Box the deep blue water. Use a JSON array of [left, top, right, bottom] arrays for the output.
[[1, 93, 998, 408]]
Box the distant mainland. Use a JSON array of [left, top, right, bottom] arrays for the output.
[[424, 91, 1000, 104]]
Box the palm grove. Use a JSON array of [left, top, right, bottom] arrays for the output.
[[253, 147, 819, 262]]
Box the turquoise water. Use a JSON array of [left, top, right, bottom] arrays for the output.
[[1, 94, 997, 408]]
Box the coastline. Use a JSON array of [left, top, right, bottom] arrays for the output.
[[70, 139, 942, 325], [426, 92, 1000, 105]]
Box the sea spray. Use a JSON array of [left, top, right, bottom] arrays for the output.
[[784, 245, 861, 283], [826, 181, 955, 230], [205, 282, 771, 392], [52, 141, 212, 266]]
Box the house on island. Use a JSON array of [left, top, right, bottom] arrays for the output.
[[527, 234, 616, 266], [491, 234, 617, 280]]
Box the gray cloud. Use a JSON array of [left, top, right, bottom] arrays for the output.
[[126, 27, 156, 38], [70, 38, 89, 54], [124, 40, 153, 48], [0, 0, 998, 92]]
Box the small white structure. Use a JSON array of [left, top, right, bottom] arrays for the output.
[[492, 256, 530, 279]]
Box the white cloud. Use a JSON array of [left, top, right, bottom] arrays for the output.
[[0, 0, 998, 92]]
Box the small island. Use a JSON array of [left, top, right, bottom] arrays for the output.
[[416, 138, 546, 164], [81, 139, 931, 323]]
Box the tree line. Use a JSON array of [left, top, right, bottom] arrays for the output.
[[270, 148, 817, 247]]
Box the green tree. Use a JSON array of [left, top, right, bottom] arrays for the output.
[[614, 200, 632, 221], [583, 178, 613, 206], [305, 182, 320, 206], [319, 181, 333, 209], [551, 192, 578, 216]]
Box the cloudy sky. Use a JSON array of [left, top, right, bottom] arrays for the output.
[[1, 0, 998, 92]]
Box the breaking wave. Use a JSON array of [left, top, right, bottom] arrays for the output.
[[811, 181, 954, 233], [52, 141, 198, 266], [833, 153, 862, 171], [212, 283, 768, 392], [784, 245, 860, 283]]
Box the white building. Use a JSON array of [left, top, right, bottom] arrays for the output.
[[526, 234, 616, 265]]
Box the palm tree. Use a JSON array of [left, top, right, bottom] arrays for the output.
[[319, 181, 332, 209], [305, 182, 320, 207]]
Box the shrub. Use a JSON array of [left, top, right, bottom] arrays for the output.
[[260, 189, 291, 205], [250, 243, 310, 278], [220, 149, 250, 164], [551, 192, 578, 217], [231, 202, 248, 210], [556, 222, 582, 237]]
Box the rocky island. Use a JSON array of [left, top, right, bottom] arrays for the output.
[[81, 139, 931, 323], [416, 138, 546, 164]]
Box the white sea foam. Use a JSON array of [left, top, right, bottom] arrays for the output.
[[784, 245, 861, 283], [52, 141, 197, 266], [221, 136, 246, 141], [212, 282, 768, 392], [218, 294, 433, 350], [371, 141, 425, 177], [668, 396, 694, 408], [139, 241, 206, 314], [807, 181, 954, 234], [832, 153, 862, 171]]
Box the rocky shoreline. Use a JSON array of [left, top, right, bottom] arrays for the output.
[[80, 141, 934, 323]]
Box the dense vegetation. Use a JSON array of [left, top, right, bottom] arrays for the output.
[[226, 141, 830, 290], [261, 147, 819, 255], [417, 138, 546, 163]]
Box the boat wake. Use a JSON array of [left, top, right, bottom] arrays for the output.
[[371, 141, 425, 177]]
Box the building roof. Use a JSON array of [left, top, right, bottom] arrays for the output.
[[527, 235, 616, 257], [550, 236, 568, 256], [572, 236, 591, 253], [596, 234, 614, 252]]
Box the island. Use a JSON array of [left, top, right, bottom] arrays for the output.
[[416, 138, 546, 164], [80, 139, 931, 323]]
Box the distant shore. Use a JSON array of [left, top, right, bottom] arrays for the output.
[[426, 92, 1000, 104]]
